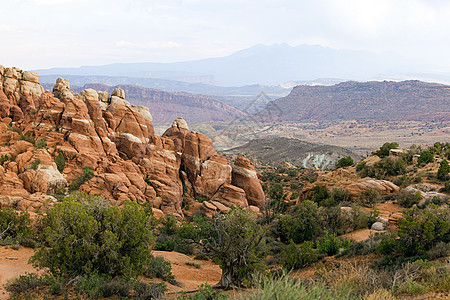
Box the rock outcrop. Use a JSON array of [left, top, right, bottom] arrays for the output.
[[0, 65, 265, 215], [231, 156, 265, 208], [338, 178, 400, 198]]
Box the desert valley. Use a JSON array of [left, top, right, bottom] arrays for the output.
[[1, 1, 450, 299]]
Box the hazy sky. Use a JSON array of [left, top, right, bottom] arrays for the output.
[[2, 0, 450, 70]]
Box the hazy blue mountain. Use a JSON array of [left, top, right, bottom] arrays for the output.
[[36, 44, 433, 86]]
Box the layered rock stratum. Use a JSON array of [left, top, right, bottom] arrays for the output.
[[0, 65, 265, 216]]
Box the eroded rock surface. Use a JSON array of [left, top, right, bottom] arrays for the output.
[[0, 66, 265, 216]]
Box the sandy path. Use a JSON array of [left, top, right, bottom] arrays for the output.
[[0, 246, 40, 300], [152, 250, 221, 293]]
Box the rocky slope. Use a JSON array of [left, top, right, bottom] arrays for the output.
[[259, 80, 450, 122], [80, 83, 247, 124], [0, 65, 265, 216], [223, 137, 363, 169]]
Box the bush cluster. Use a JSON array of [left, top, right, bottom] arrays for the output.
[[32, 193, 154, 277], [0, 208, 32, 245], [335, 156, 354, 168], [275, 200, 322, 243]]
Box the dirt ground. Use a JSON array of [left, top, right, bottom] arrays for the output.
[[151, 250, 222, 295], [0, 246, 41, 300]]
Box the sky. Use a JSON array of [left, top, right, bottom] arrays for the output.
[[1, 0, 450, 70]]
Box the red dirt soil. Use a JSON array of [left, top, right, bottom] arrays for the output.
[[0, 246, 41, 300]]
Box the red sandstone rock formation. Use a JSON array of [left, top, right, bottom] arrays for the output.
[[231, 156, 265, 208], [0, 65, 265, 216]]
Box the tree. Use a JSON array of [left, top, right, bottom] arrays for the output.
[[32, 192, 154, 277], [55, 152, 65, 173], [418, 150, 434, 165], [358, 189, 381, 207], [0, 208, 31, 240], [276, 200, 323, 243], [397, 204, 450, 256], [335, 156, 354, 168], [311, 185, 330, 204], [437, 159, 449, 181], [197, 208, 266, 288], [377, 142, 399, 158]]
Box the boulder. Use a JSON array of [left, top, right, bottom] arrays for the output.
[[16, 193, 57, 213], [22, 71, 41, 85], [210, 184, 248, 208], [231, 156, 265, 208], [388, 212, 403, 226], [339, 179, 400, 198], [111, 88, 125, 99], [0, 167, 30, 208], [163, 117, 189, 152], [182, 132, 232, 198], [371, 222, 386, 231]]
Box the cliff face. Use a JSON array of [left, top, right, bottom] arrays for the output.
[[83, 83, 247, 124], [0, 65, 264, 217], [261, 80, 450, 122]]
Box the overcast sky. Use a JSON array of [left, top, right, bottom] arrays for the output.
[[1, 0, 450, 70]]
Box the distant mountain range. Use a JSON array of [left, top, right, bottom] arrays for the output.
[[258, 80, 450, 123], [39, 74, 292, 111], [61, 83, 247, 124], [36, 44, 450, 87]]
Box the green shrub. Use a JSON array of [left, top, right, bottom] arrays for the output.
[[316, 231, 352, 256], [290, 192, 299, 200], [31, 193, 154, 277], [55, 152, 65, 173], [351, 205, 370, 230], [376, 157, 406, 177], [144, 256, 174, 282], [0, 208, 31, 241], [29, 158, 41, 170], [75, 273, 107, 299], [134, 281, 167, 300], [10, 126, 20, 134], [154, 234, 175, 251], [195, 195, 208, 203], [101, 277, 131, 298], [35, 139, 47, 149], [196, 207, 266, 288], [237, 273, 353, 300], [68, 166, 94, 191], [418, 150, 434, 165], [276, 200, 322, 243], [337, 234, 383, 258], [0, 154, 12, 165], [335, 156, 354, 168], [397, 204, 450, 256], [287, 169, 298, 177], [178, 283, 228, 300], [160, 214, 178, 235], [395, 189, 421, 208], [280, 240, 318, 270], [358, 188, 381, 207], [377, 142, 399, 158], [311, 185, 330, 204], [376, 232, 399, 255], [356, 161, 366, 172], [5, 273, 45, 294], [320, 206, 353, 235], [331, 187, 351, 204], [20, 132, 35, 144], [437, 159, 449, 180]]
